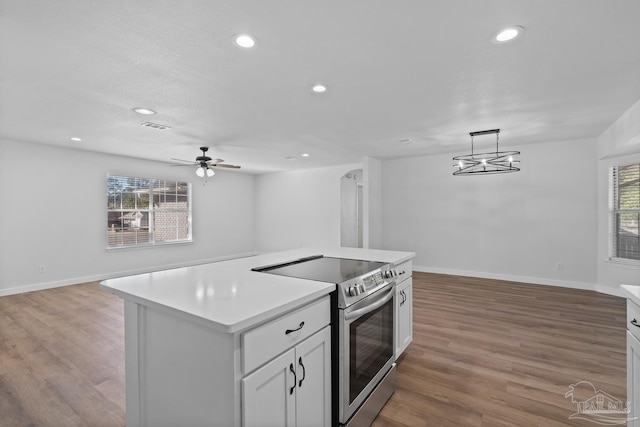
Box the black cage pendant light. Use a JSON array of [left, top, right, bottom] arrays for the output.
[[452, 129, 520, 176]]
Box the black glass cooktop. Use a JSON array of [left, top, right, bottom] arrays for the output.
[[252, 255, 386, 284]]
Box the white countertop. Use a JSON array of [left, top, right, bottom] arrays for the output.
[[100, 247, 415, 334], [621, 284, 640, 307]]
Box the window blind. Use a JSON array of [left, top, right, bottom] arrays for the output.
[[107, 175, 192, 248], [610, 163, 640, 261]]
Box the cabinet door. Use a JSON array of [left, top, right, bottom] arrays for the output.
[[243, 348, 296, 427], [395, 278, 413, 359], [628, 331, 640, 427], [295, 326, 332, 427]]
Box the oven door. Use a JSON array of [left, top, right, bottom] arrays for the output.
[[339, 282, 396, 424]]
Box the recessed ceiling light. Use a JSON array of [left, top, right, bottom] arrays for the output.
[[69, 137, 82, 142], [301, 153, 310, 157], [133, 107, 156, 115], [234, 34, 256, 48], [312, 84, 327, 93], [494, 26, 525, 43]]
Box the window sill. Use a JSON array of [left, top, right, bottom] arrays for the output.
[[605, 258, 640, 269], [106, 240, 193, 252]]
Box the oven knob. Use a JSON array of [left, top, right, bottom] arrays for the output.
[[358, 283, 366, 293], [348, 286, 358, 296]]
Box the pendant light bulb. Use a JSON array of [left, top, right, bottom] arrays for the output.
[[206, 168, 215, 177], [196, 167, 206, 177]]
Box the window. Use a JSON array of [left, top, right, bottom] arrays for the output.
[[107, 175, 192, 248], [610, 163, 640, 261]]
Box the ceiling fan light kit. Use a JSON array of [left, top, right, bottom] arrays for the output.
[[452, 129, 520, 176], [171, 147, 241, 179]]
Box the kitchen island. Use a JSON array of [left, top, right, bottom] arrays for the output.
[[101, 247, 414, 427]]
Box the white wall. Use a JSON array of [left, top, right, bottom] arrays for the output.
[[0, 139, 256, 295], [596, 98, 640, 293], [254, 163, 361, 253], [381, 138, 599, 290]]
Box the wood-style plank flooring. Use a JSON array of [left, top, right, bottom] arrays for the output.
[[0, 283, 125, 427], [373, 273, 627, 427], [0, 272, 627, 426]]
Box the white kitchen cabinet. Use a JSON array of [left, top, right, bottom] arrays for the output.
[[627, 299, 640, 427], [627, 330, 640, 427], [243, 326, 331, 427], [394, 259, 413, 359], [395, 277, 413, 359]]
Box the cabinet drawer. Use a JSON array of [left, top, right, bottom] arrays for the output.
[[242, 296, 330, 374], [628, 300, 640, 341], [395, 259, 413, 283]]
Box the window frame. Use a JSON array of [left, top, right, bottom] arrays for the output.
[[609, 163, 640, 264], [107, 174, 192, 250]]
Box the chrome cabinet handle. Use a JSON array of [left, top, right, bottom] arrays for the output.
[[285, 321, 305, 335], [631, 319, 640, 328], [289, 363, 296, 395], [298, 357, 306, 387]]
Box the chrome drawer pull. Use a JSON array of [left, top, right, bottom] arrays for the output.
[[631, 319, 640, 328]]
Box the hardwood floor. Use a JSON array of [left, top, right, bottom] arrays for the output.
[[373, 273, 627, 427], [0, 283, 125, 427], [0, 272, 626, 426]]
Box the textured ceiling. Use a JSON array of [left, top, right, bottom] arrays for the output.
[[1, 0, 640, 173]]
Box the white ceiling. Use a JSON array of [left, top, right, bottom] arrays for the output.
[[2, 0, 640, 173]]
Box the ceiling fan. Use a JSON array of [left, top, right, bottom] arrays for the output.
[[171, 146, 241, 177]]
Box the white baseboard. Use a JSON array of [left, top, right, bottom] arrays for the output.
[[0, 252, 258, 297], [413, 265, 623, 298]]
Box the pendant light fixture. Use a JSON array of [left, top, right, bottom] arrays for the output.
[[452, 129, 520, 175]]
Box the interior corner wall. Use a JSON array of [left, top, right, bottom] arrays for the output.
[[0, 139, 256, 296], [381, 138, 598, 290], [254, 163, 362, 253], [596, 98, 640, 293]]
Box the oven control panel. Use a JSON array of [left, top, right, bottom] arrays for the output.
[[341, 266, 398, 307]]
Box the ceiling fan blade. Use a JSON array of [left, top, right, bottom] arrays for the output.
[[212, 163, 241, 169], [170, 163, 197, 167], [170, 158, 196, 164]]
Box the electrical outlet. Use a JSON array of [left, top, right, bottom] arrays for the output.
[[38, 265, 46, 274]]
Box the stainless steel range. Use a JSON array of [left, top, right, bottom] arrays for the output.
[[252, 255, 399, 427]]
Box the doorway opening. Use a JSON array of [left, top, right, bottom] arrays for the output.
[[340, 169, 363, 248]]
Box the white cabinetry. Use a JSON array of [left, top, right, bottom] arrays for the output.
[[242, 297, 331, 427], [394, 260, 413, 359], [243, 327, 331, 427], [120, 295, 331, 427], [627, 300, 640, 427]]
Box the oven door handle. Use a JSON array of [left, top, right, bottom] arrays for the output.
[[344, 286, 394, 321]]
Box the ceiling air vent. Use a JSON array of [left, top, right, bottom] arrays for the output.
[[140, 122, 171, 130]]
